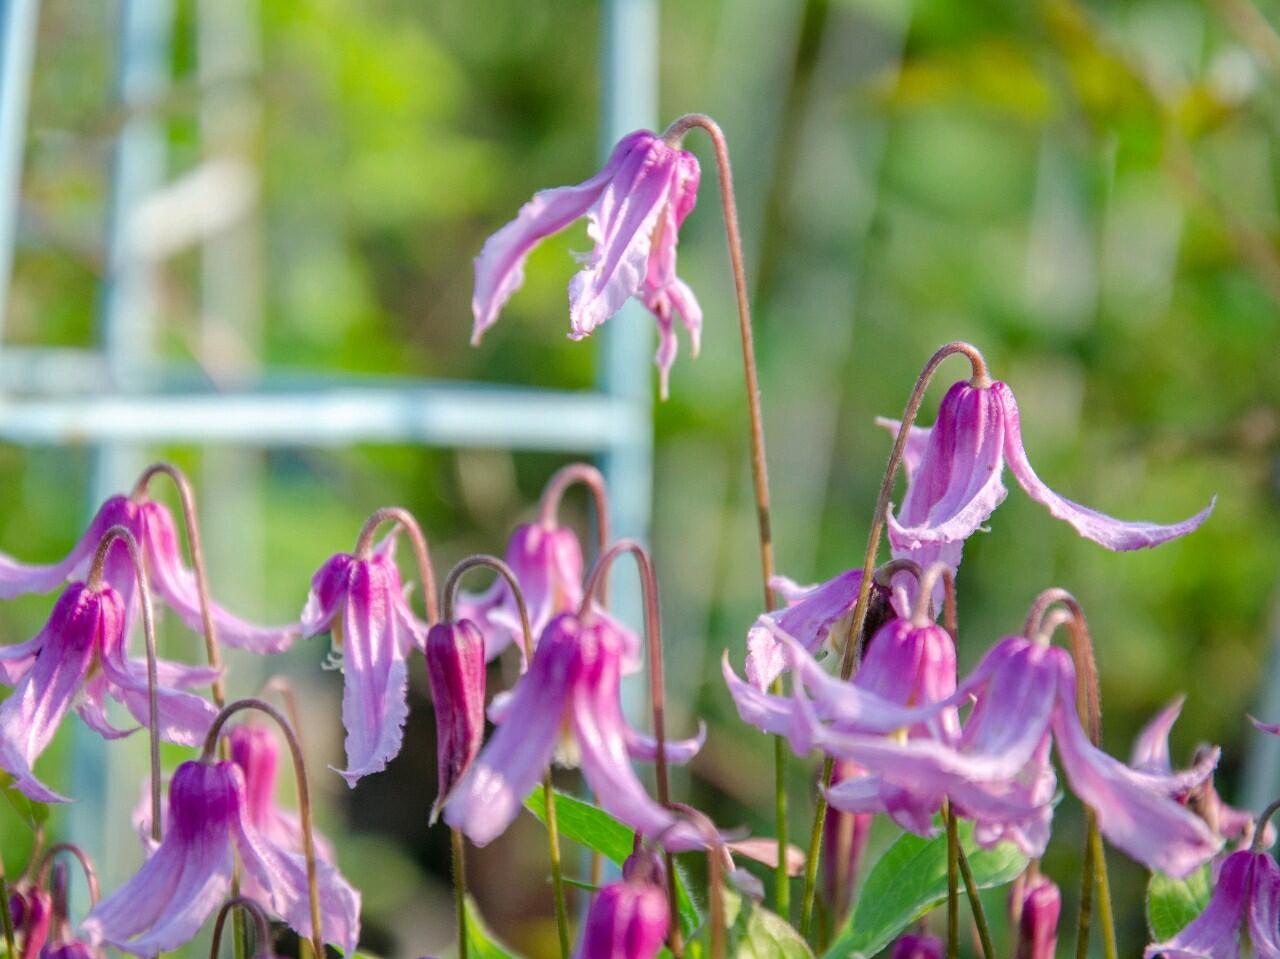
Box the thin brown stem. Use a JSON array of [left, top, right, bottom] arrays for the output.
[[260, 676, 304, 748], [209, 896, 274, 959], [538, 463, 611, 561], [912, 562, 956, 638], [451, 828, 469, 959], [955, 841, 996, 959], [441, 555, 532, 660], [945, 801, 959, 959], [88, 526, 161, 843], [201, 699, 323, 958], [36, 843, 100, 905], [354, 506, 439, 624], [800, 342, 989, 935], [132, 462, 226, 708], [661, 111, 787, 916]]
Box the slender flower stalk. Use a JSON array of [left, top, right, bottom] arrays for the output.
[[36, 844, 100, 906], [88, 527, 161, 842], [798, 343, 989, 936], [1024, 590, 1116, 959], [208, 897, 273, 959], [200, 699, 324, 959], [539, 463, 611, 562], [944, 801, 958, 959], [354, 506, 439, 625], [660, 113, 789, 914], [131, 462, 226, 708], [443, 555, 569, 959]]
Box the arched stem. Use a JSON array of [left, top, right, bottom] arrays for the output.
[[580, 539, 681, 953], [911, 562, 956, 637], [260, 676, 304, 747], [538, 463, 611, 562], [132, 462, 226, 707], [799, 342, 989, 936], [1253, 797, 1280, 852], [1027, 589, 1116, 959], [36, 843, 100, 905], [88, 526, 161, 843], [201, 699, 323, 959], [209, 896, 274, 959], [441, 555, 531, 660], [354, 506, 439, 625]]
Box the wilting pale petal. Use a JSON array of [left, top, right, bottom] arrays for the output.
[[994, 382, 1214, 550]]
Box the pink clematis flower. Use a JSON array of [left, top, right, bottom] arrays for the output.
[[878, 379, 1214, 578], [301, 540, 426, 786], [576, 851, 669, 959], [444, 612, 705, 850], [455, 521, 640, 669], [80, 760, 359, 956], [0, 494, 296, 653], [783, 634, 1221, 876], [471, 130, 702, 397], [1144, 848, 1280, 957], [0, 581, 218, 802], [425, 619, 487, 822]]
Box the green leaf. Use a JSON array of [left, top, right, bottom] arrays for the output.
[[0, 773, 48, 829], [524, 788, 701, 936], [464, 896, 520, 959], [732, 902, 815, 959], [823, 820, 1026, 959], [1147, 864, 1212, 941]]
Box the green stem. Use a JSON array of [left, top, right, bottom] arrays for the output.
[[1090, 823, 1117, 959], [945, 804, 959, 959], [0, 873, 16, 959], [544, 776, 571, 959], [798, 756, 833, 938], [1076, 809, 1096, 959], [452, 828, 468, 959], [773, 679, 790, 919], [955, 835, 995, 959]]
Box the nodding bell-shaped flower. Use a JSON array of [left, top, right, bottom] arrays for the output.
[[444, 612, 705, 850], [1144, 848, 1280, 958], [455, 522, 639, 670], [890, 933, 944, 959], [576, 863, 669, 959], [789, 634, 1221, 876], [1013, 873, 1061, 959], [300, 538, 426, 785], [471, 130, 702, 397], [425, 619, 486, 822], [878, 378, 1213, 573], [0, 581, 218, 802], [80, 760, 360, 956], [0, 494, 296, 653]]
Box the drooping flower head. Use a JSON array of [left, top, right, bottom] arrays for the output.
[[0, 580, 218, 802], [1144, 848, 1280, 957], [0, 494, 296, 653], [878, 377, 1214, 579], [576, 854, 669, 959], [1013, 873, 1060, 959], [445, 612, 705, 850], [471, 130, 702, 397], [425, 619, 487, 822], [80, 760, 359, 956], [300, 536, 425, 785]]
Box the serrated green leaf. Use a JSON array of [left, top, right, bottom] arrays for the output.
[[823, 820, 1026, 959], [524, 788, 700, 936], [464, 896, 520, 959], [1146, 864, 1212, 941], [733, 903, 815, 959]]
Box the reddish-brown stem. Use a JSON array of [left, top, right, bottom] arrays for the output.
[[911, 563, 956, 638], [670, 805, 727, 959], [580, 539, 680, 954], [441, 555, 532, 661], [354, 506, 439, 625], [799, 342, 988, 936], [132, 462, 226, 707], [201, 699, 323, 959], [87, 526, 161, 843], [538, 463, 611, 561], [209, 896, 274, 959], [260, 676, 304, 749], [872, 557, 922, 589], [36, 843, 100, 905]]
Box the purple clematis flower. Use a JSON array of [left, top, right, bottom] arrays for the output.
[[425, 619, 486, 822], [0, 581, 219, 802], [1144, 848, 1280, 957], [0, 494, 296, 652], [444, 612, 705, 850], [891, 933, 944, 959], [576, 855, 669, 959], [776, 632, 1221, 876], [471, 130, 702, 397], [455, 521, 640, 669], [877, 378, 1213, 576], [80, 760, 359, 956], [301, 539, 426, 785]]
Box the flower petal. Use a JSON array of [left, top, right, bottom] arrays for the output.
[[1130, 695, 1184, 776], [76, 673, 138, 740], [995, 381, 1214, 550], [624, 720, 705, 765], [1247, 853, 1280, 959], [1143, 849, 1254, 957], [875, 417, 933, 481], [100, 646, 218, 747]]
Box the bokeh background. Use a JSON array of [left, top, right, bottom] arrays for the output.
[[0, 0, 1278, 955]]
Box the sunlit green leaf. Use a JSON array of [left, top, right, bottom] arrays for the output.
[[1146, 864, 1212, 942], [465, 896, 520, 959]]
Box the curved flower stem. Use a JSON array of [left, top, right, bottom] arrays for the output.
[[798, 341, 989, 936], [1027, 589, 1117, 959], [662, 112, 789, 914], [441, 555, 569, 959], [36, 843, 100, 905], [88, 526, 162, 843], [354, 506, 439, 625], [451, 827, 470, 959], [539, 463, 611, 560], [132, 462, 226, 708], [209, 896, 274, 959], [1253, 797, 1280, 852], [201, 699, 323, 959], [581, 539, 682, 955]]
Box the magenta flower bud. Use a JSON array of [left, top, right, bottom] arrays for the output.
[[822, 761, 873, 921], [621, 848, 665, 888], [425, 619, 487, 822], [1014, 874, 1060, 959], [576, 875, 669, 959], [890, 933, 943, 959], [17, 888, 51, 959]]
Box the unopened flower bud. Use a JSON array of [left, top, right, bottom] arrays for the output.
[[426, 619, 487, 823], [578, 875, 669, 959], [621, 847, 665, 888], [823, 760, 873, 922], [1015, 875, 1060, 959], [890, 933, 943, 959]]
